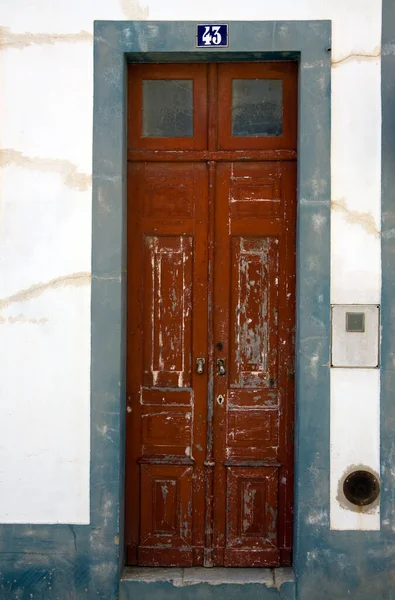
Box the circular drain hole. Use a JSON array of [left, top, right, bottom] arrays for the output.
[[343, 470, 380, 506]]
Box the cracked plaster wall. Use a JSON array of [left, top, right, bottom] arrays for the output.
[[0, 0, 382, 528]]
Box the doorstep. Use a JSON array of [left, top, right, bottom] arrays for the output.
[[120, 567, 295, 600]]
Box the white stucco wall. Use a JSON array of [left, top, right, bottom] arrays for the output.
[[0, 0, 382, 527]]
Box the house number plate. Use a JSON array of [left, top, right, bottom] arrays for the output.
[[196, 24, 228, 47]]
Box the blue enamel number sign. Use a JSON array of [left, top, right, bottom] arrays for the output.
[[196, 24, 228, 47]]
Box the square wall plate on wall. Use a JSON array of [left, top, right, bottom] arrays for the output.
[[331, 305, 380, 368]]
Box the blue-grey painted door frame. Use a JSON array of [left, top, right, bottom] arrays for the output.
[[91, 20, 331, 599]]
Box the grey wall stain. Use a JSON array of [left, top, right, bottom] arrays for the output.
[[382, 42, 395, 56], [331, 198, 380, 238], [0, 149, 91, 192], [0, 26, 92, 49], [0, 272, 90, 310]]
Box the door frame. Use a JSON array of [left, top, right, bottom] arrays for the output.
[[91, 19, 331, 591]]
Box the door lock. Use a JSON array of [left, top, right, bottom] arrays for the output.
[[217, 394, 225, 405], [216, 358, 226, 376], [196, 357, 205, 375]]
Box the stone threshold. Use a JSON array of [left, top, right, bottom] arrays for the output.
[[121, 566, 294, 588]]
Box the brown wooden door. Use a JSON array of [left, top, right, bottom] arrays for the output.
[[125, 62, 297, 568]]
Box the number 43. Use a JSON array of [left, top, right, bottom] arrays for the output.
[[203, 26, 222, 46]]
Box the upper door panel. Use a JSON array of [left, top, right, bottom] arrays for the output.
[[217, 63, 297, 151], [128, 64, 208, 150]]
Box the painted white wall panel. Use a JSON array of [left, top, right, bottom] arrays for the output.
[[330, 369, 380, 530], [0, 0, 382, 526], [331, 212, 381, 305], [1, 166, 91, 297], [0, 44, 93, 174], [0, 286, 90, 523], [331, 60, 381, 304]]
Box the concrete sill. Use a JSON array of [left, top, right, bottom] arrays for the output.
[[120, 567, 295, 600]]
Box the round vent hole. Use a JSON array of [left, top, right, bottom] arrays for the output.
[[343, 470, 380, 507]]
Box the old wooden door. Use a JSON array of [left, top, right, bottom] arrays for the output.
[[125, 62, 297, 568]]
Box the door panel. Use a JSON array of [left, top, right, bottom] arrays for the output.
[[128, 64, 208, 151], [217, 63, 297, 151], [126, 62, 297, 568], [225, 466, 279, 566], [139, 464, 193, 565], [212, 161, 296, 566], [126, 161, 208, 566]]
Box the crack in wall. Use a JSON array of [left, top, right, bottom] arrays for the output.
[[0, 149, 91, 192], [0, 272, 91, 310], [0, 26, 92, 50], [68, 525, 78, 553], [332, 48, 381, 67], [331, 198, 380, 238]]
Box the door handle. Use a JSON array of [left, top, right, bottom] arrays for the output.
[[196, 357, 205, 375], [216, 358, 226, 376]]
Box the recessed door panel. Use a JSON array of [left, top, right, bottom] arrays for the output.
[[143, 235, 192, 389], [229, 235, 279, 389], [225, 466, 280, 566], [139, 464, 193, 566]]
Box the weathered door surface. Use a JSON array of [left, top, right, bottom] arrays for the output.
[[125, 62, 297, 567]]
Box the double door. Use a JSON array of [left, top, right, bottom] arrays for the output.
[[125, 62, 297, 567]]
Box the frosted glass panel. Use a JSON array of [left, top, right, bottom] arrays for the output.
[[232, 79, 283, 137], [142, 80, 193, 137]]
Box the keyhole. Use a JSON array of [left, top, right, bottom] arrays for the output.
[[216, 341, 224, 351]]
